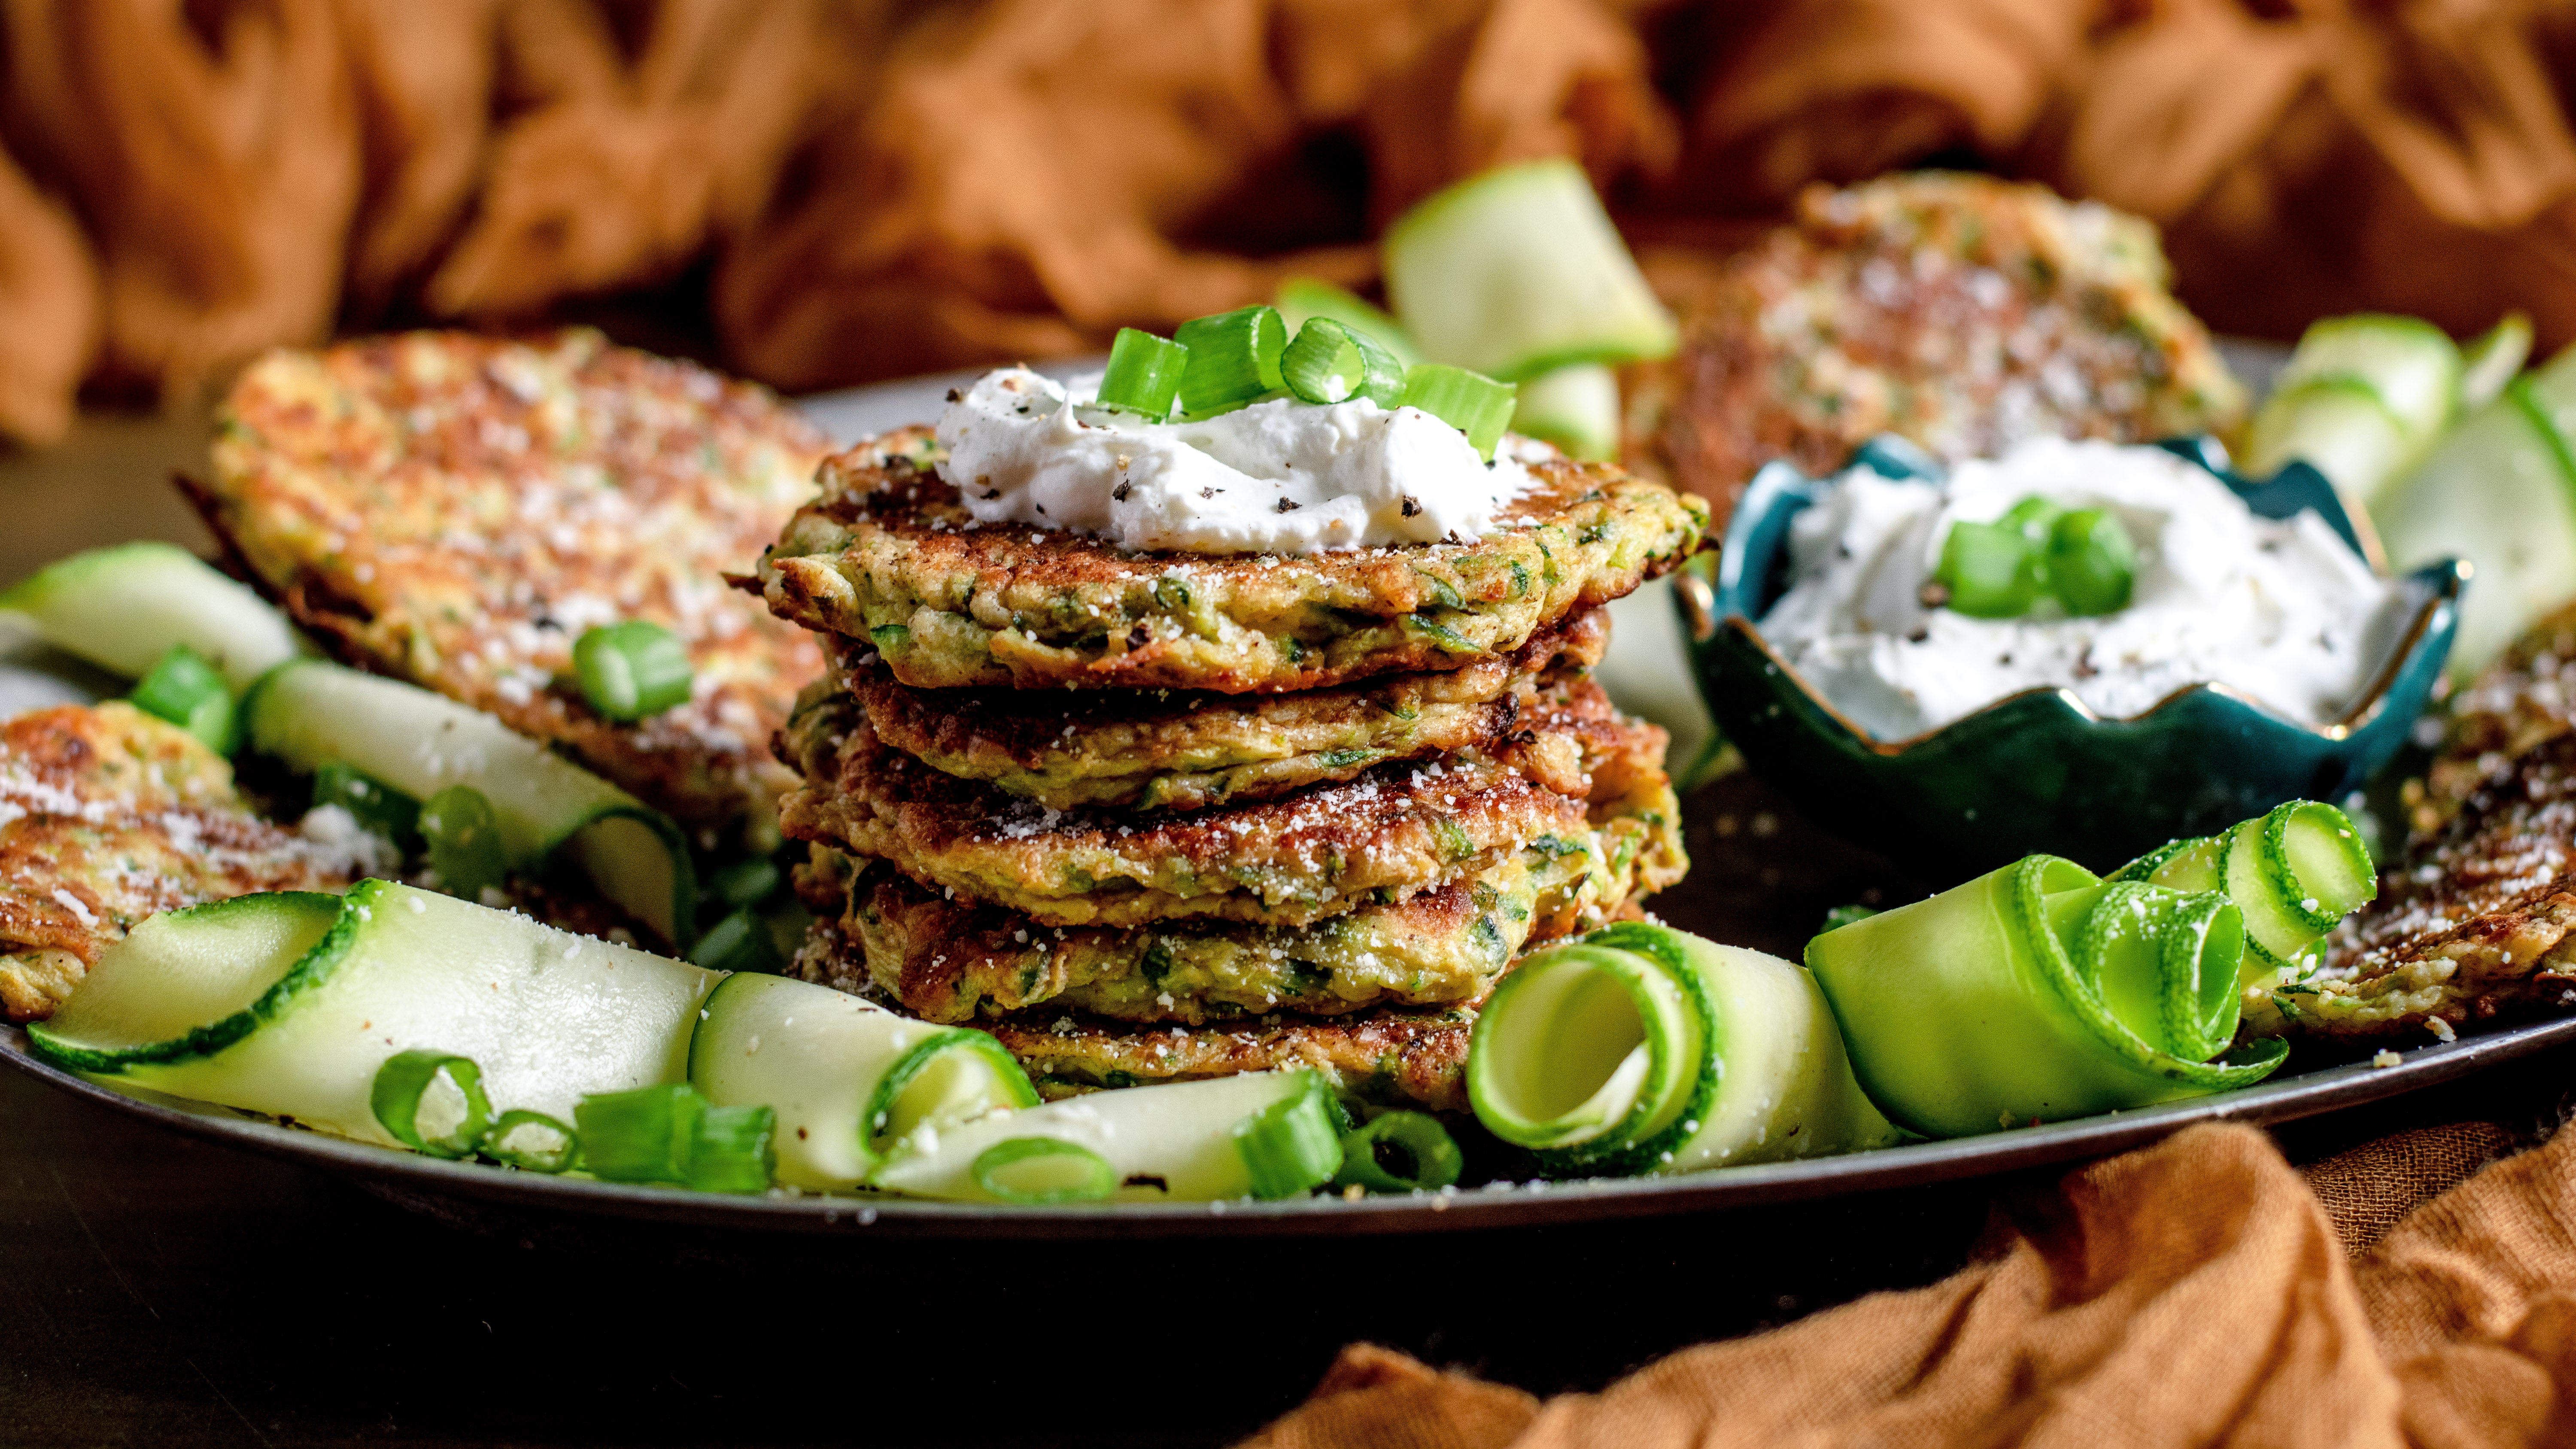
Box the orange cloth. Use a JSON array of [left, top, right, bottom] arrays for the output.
[[0, 0, 361, 405], [6, 0, 2576, 437], [712, 0, 1672, 390], [1242, 1118, 2576, 1449], [1683, 0, 2576, 350]]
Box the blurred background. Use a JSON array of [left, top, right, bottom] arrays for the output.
[[4, 0, 2572, 449]]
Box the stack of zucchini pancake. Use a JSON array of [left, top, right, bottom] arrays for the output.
[[757, 401, 1705, 1111]]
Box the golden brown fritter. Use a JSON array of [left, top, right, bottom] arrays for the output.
[[779, 691, 1608, 930], [0, 704, 356, 1022], [983, 1005, 1478, 1112], [197, 328, 832, 837], [2275, 733, 2576, 1039], [756, 425, 1707, 693], [829, 608, 1607, 812], [1647, 173, 2243, 524], [788, 694, 1684, 1024], [2407, 599, 2576, 838]]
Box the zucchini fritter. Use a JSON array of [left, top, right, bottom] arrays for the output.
[[828, 608, 1606, 813], [2409, 598, 2576, 838], [757, 425, 1706, 693], [984, 1005, 1478, 1112], [0, 704, 355, 1022], [806, 714, 1680, 1024], [1649, 173, 2243, 519], [779, 689, 1621, 930], [198, 329, 832, 836], [2273, 733, 2576, 1039]]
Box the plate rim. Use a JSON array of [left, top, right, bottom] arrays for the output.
[[10, 1015, 2568, 1238]]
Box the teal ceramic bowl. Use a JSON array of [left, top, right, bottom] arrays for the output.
[[1686, 437, 2468, 874]]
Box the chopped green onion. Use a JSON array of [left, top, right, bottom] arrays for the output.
[[573, 620, 694, 723], [312, 761, 421, 849], [574, 1083, 705, 1184], [688, 907, 783, 974], [704, 857, 782, 913], [369, 1049, 492, 1159], [1997, 496, 2065, 546], [1280, 318, 1404, 407], [1096, 327, 1188, 417], [1230, 1073, 1343, 1199], [419, 784, 507, 900], [1330, 1111, 1462, 1193], [1174, 306, 1288, 417], [2046, 508, 2137, 616], [1274, 277, 1425, 368], [687, 1103, 777, 1194], [1932, 521, 2042, 617], [128, 644, 237, 753], [1398, 364, 1517, 461], [972, 1136, 1118, 1204], [1280, 319, 1361, 404], [481, 1110, 578, 1173]]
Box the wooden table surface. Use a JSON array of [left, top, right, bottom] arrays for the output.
[[4, 407, 2570, 1448]]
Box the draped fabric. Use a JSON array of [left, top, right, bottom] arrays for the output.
[[5, 0, 2576, 458], [1244, 1118, 2576, 1449]]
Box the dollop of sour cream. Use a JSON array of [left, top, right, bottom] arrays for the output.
[[934, 367, 1533, 555], [1759, 436, 2409, 740]]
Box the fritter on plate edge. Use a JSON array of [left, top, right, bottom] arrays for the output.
[[197, 328, 832, 838], [0, 704, 358, 1022]]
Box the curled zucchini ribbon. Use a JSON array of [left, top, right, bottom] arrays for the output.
[[1467, 923, 1899, 1178], [1810, 860, 2290, 1139]]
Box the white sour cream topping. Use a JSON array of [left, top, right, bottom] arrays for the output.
[[935, 367, 1534, 555], [1759, 437, 2409, 741]]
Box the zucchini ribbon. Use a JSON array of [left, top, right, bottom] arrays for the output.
[[1467, 922, 1899, 1176], [1806, 801, 2373, 1138]]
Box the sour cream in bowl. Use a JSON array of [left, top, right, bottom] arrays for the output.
[[1691, 434, 2467, 870], [1759, 437, 2412, 741]]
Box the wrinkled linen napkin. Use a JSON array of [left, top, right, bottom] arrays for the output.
[[1240, 1118, 2576, 1447], [1682, 0, 2576, 360], [13, 0, 2576, 448]]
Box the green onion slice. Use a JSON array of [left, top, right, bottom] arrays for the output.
[[1933, 520, 2042, 617], [1230, 1073, 1344, 1199], [972, 1136, 1118, 1204], [311, 761, 420, 848], [370, 1049, 493, 1158], [1998, 495, 2065, 545], [1280, 318, 1405, 407], [1331, 1111, 1463, 1194], [573, 620, 694, 723], [129, 644, 237, 754], [482, 1110, 579, 1173], [1097, 327, 1188, 417], [420, 784, 508, 900], [574, 1083, 705, 1184], [1398, 364, 1517, 461], [2046, 508, 2137, 616], [1174, 306, 1288, 417], [1274, 278, 1425, 368], [687, 1103, 777, 1194]]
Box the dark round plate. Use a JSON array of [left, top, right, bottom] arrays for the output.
[[8, 1016, 2565, 1238], [9, 349, 2538, 1239]]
